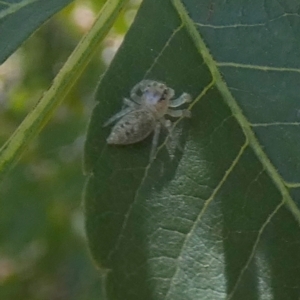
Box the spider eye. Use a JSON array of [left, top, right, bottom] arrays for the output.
[[158, 88, 169, 102]]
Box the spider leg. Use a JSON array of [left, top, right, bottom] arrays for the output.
[[103, 106, 134, 127], [169, 93, 191, 108], [168, 88, 175, 99], [167, 108, 191, 118], [150, 122, 162, 162], [163, 119, 173, 132], [123, 97, 138, 108], [162, 118, 183, 155]]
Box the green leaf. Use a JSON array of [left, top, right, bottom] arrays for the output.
[[84, 0, 300, 299], [0, 0, 73, 64]]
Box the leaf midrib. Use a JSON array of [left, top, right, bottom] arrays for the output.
[[172, 0, 300, 224]]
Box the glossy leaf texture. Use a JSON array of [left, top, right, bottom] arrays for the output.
[[0, 0, 73, 64], [84, 0, 300, 299]]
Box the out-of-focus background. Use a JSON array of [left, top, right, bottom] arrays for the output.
[[0, 1, 140, 299]]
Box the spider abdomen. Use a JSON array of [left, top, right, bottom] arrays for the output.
[[107, 109, 156, 145]]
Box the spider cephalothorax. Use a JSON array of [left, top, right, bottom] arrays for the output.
[[104, 80, 191, 161]]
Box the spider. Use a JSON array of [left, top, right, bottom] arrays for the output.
[[103, 80, 192, 161]]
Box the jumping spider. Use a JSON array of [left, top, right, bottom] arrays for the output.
[[104, 80, 192, 161]]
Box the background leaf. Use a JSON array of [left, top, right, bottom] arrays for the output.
[[84, 0, 300, 299], [0, 0, 73, 64], [0, 1, 139, 299], [0, 0, 130, 179]]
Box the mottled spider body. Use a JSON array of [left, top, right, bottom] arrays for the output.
[[104, 80, 191, 160], [106, 109, 156, 144]]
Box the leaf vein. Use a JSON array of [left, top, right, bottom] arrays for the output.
[[164, 140, 248, 299], [217, 62, 300, 73], [144, 23, 184, 78], [172, 0, 300, 225], [196, 22, 265, 29], [227, 200, 284, 300]]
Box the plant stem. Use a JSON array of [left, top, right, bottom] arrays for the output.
[[0, 0, 130, 180]]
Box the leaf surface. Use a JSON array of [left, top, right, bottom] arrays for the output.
[[84, 0, 300, 299], [0, 0, 73, 64]]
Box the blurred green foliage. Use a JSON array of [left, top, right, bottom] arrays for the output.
[[0, 0, 140, 299]]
